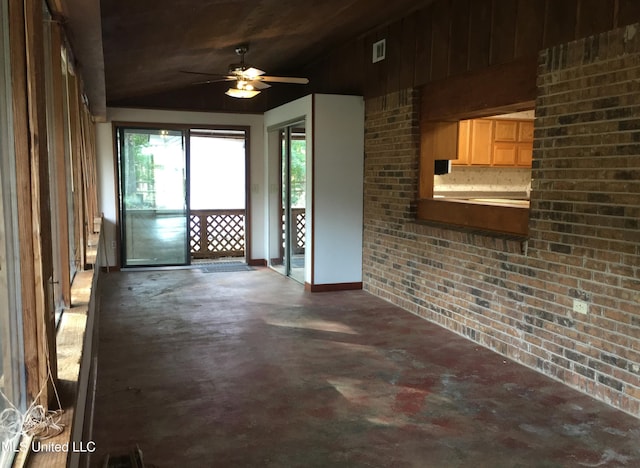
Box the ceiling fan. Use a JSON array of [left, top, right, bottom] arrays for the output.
[[182, 44, 309, 98]]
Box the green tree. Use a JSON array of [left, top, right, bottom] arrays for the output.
[[124, 132, 154, 208], [289, 139, 306, 207]]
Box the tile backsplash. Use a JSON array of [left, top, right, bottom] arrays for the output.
[[434, 166, 531, 198]]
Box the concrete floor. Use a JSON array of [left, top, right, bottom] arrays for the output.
[[92, 268, 640, 467]]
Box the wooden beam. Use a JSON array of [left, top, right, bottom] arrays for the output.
[[9, 0, 57, 406], [25, 0, 57, 402], [8, 0, 40, 404], [421, 56, 538, 121], [417, 198, 529, 237], [51, 22, 72, 307]]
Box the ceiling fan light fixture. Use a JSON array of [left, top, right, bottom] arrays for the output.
[[185, 44, 308, 99], [244, 67, 265, 79], [236, 79, 254, 90], [225, 87, 260, 98]]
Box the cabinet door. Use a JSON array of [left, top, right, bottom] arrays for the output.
[[470, 120, 493, 165], [518, 121, 534, 142], [516, 143, 533, 166], [454, 120, 471, 165], [494, 120, 518, 141], [493, 143, 517, 166]]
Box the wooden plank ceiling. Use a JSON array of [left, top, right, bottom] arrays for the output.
[[83, 0, 432, 113]]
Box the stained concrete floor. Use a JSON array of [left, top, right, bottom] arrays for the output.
[[92, 268, 640, 467]]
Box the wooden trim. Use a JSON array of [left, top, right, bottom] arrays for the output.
[[247, 259, 267, 267], [305, 282, 363, 293], [417, 198, 529, 237]]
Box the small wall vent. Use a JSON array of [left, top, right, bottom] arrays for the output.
[[372, 39, 386, 63]]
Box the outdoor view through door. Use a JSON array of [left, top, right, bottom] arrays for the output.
[[119, 128, 189, 267], [272, 123, 306, 284], [189, 129, 247, 262], [117, 126, 248, 268]]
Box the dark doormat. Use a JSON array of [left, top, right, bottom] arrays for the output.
[[199, 262, 254, 273]]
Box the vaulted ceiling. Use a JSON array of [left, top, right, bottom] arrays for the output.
[[57, 0, 435, 118]]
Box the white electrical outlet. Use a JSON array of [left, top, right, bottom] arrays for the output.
[[573, 299, 588, 314]]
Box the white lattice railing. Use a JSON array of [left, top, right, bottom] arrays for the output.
[[291, 208, 305, 254], [190, 209, 245, 259]]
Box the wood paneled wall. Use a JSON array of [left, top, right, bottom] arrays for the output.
[[301, 0, 640, 100]]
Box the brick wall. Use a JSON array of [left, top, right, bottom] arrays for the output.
[[362, 24, 640, 417]]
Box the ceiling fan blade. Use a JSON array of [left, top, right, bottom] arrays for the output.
[[249, 80, 271, 90], [259, 76, 310, 84], [180, 70, 235, 80], [192, 78, 234, 85]]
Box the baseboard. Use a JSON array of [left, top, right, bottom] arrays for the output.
[[304, 282, 363, 292], [248, 258, 268, 267]]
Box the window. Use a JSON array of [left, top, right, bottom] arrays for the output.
[[434, 111, 533, 204], [417, 58, 537, 237]]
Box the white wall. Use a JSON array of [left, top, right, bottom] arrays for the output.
[[313, 94, 364, 285], [264, 94, 364, 286], [96, 107, 265, 266]]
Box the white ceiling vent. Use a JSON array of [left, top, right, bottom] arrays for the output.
[[372, 39, 386, 63]]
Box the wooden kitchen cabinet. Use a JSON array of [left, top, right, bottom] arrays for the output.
[[494, 120, 518, 141], [492, 142, 533, 166], [518, 120, 534, 142], [517, 143, 533, 166], [456, 120, 471, 165], [493, 142, 517, 166], [493, 120, 534, 167], [453, 118, 533, 167], [469, 119, 493, 165]]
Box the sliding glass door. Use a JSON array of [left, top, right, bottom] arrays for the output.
[[118, 127, 189, 267], [189, 129, 247, 261], [272, 122, 306, 283]]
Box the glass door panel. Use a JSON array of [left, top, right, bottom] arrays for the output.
[[270, 123, 306, 283], [189, 129, 247, 261], [119, 128, 189, 267], [288, 126, 306, 283]]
